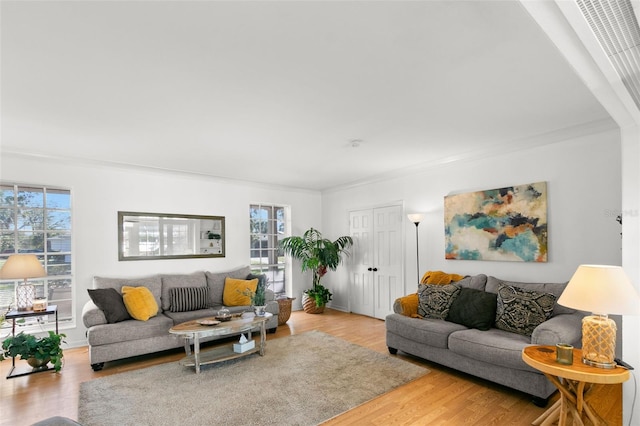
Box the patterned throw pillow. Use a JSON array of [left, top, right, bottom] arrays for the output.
[[169, 287, 209, 312], [495, 284, 556, 336], [417, 283, 461, 319]]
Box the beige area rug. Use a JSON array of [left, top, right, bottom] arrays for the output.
[[78, 330, 428, 426]]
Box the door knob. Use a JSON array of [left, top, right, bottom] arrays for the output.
[[372, 268, 378, 272], [367, 267, 373, 271]]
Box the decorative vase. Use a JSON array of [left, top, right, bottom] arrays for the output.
[[302, 293, 325, 314], [276, 297, 296, 325], [253, 305, 267, 316], [27, 357, 50, 369]]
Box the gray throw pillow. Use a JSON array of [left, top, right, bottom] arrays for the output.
[[87, 288, 131, 323], [495, 284, 556, 336], [417, 283, 461, 320], [169, 286, 209, 312], [446, 287, 497, 330]]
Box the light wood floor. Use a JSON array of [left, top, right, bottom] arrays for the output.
[[0, 309, 622, 426]]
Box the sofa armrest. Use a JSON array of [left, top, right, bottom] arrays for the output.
[[265, 289, 276, 303], [82, 300, 108, 328], [265, 299, 279, 315], [531, 313, 584, 346], [393, 293, 419, 317]]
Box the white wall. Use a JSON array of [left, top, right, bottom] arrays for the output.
[[322, 129, 622, 312], [0, 154, 322, 347]]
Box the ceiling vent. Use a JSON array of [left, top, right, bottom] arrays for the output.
[[576, 0, 640, 111]]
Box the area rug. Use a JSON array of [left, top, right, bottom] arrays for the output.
[[78, 330, 428, 426]]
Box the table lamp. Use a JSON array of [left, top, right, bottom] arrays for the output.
[[0, 254, 46, 311], [558, 264, 640, 369]]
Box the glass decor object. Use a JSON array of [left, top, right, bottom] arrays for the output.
[[0, 254, 46, 311], [556, 343, 574, 365], [32, 297, 48, 312]]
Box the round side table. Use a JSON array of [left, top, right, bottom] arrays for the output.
[[522, 345, 629, 426]]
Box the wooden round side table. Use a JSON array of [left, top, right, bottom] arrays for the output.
[[522, 345, 630, 426]]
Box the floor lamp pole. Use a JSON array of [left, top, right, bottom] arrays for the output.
[[407, 213, 425, 284]]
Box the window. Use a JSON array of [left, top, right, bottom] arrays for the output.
[[0, 183, 73, 328], [249, 204, 287, 296]]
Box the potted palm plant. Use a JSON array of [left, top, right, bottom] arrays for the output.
[[280, 228, 353, 314], [0, 331, 66, 372]]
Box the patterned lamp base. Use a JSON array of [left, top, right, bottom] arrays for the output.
[[581, 314, 617, 369], [17, 282, 36, 311]]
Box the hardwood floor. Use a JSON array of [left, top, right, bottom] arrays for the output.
[[0, 309, 622, 425]]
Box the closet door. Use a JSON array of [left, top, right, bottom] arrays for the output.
[[349, 205, 403, 319], [349, 209, 374, 317]]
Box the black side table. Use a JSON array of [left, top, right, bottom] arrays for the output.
[[5, 305, 59, 379]]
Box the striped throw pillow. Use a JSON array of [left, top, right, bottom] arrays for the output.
[[169, 287, 209, 312]]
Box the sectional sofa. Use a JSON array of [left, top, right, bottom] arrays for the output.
[[82, 266, 278, 371], [385, 274, 585, 404]]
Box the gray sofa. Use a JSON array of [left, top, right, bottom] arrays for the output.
[[385, 274, 584, 404], [82, 266, 278, 371]]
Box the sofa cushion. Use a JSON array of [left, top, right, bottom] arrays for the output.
[[495, 284, 556, 336], [454, 274, 488, 291], [205, 266, 252, 306], [417, 283, 461, 319], [223, 278, 258, 306], [448, 328, 537, 373], [446, 287, 497, 331], [386, 313, 468, 349], [93, 275, 162, 308], [169, 286, 209, 312], [122, 286, 159, 321], [87, 288, 131, 323], [86, 315, 174, 346], [164, 308, 218, 325], [160, 271, 207, 311], [485, 276, 574, 316]]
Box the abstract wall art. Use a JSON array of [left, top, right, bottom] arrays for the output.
[[444, 182, 547, 262]]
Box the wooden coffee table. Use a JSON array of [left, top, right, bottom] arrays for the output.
[[169, 312, 272, 374], [522, 345, 630, 426]]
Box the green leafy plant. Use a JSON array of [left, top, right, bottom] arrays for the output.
[[242, 279, 267, 306], [0, 331, 66, 372], [279, 228, 353, 308]]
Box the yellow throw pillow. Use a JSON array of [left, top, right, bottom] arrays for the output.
[[223, 278, 258, 306], [122, 286, 159, 321]]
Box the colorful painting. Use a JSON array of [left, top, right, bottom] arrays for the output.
[[444, 182, 547, 262]]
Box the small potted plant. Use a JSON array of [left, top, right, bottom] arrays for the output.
[[0, 331, 66, 372], [280, 228, 353, 314], [243, 277, 267, 315]]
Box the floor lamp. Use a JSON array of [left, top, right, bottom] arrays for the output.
[[407, 213, 425, 284]]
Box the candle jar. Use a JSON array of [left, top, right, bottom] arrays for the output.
[[32, 297, 48, 312], [556, 343, 574, 365]]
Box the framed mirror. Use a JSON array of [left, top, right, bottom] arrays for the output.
[[118, 211, 225, 261]]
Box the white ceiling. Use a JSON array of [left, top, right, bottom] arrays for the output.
[[1, 1, 614, 191]]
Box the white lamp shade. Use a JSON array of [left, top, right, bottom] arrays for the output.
[[558, 264, 640, 315], [0, 254, 46, 280], [407, 213, 425, 224]]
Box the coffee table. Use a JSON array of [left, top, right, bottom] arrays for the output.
[[169, 312, 272, 374]]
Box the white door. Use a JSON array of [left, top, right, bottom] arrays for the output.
[[349, 205, 404, 319]]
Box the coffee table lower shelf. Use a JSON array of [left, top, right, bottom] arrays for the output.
[[179, 344, 261, 368]]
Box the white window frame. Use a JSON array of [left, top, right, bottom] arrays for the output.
[[249, 203, 289, 297], [0, 183, 73, 332]]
